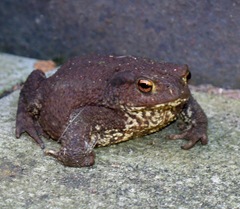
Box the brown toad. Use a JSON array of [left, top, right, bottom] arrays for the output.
[[16, 55, 208, 167]]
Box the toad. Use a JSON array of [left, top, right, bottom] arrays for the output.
[[16, 55, 208, 167]]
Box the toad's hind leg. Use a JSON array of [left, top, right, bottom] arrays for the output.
[[45, 108, 96, 167], [16, 70, 46, 149]]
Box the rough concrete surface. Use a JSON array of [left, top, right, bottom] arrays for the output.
[[1, 0, 240, 88], [0, 54, 240, 209]]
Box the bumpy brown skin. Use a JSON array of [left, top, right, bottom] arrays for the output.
[[16, 55, 208, 167]]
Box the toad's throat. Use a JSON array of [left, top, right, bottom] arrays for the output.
[[122, 98, 188, 112], [94, 98, 188, 147]]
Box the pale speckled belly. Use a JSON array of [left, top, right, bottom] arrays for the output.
[[92, 105, 179, 147]]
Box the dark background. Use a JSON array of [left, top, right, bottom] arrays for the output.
[[0, 0, 239, 88]]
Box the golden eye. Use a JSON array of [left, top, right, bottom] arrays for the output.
[[137, 79, 153, 93]]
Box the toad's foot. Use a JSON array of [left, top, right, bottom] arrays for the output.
[[45, 149, 95, 167], [168, 128, 208, 150], [16, 111, 45, 149], [15, 70, 46, 149]]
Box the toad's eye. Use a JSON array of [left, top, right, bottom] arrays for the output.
[[186, 71, 191, 80], [182, 70, 191, 84], [137, 79, 154, 93]]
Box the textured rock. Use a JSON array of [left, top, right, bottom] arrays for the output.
[[0, 53, 239, 208]]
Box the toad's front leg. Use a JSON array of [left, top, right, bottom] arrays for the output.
[[46, 108, 96, 167], [169, 95, 208, 150], [45, 106, 125, 167]]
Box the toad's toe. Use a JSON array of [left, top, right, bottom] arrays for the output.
[[168, 128, 208, 150], [45, 149, 95, 167]]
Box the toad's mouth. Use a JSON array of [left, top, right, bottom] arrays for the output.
[[122, 98, 189, 112]]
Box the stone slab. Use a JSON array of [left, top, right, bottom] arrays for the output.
[[0, 53, 37, 95], [0, 90, 239, 208]]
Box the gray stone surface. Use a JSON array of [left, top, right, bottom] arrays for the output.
[[1, 0, 240, 88], [0, 53, 37, 95], [0, 54, 239, 208]]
